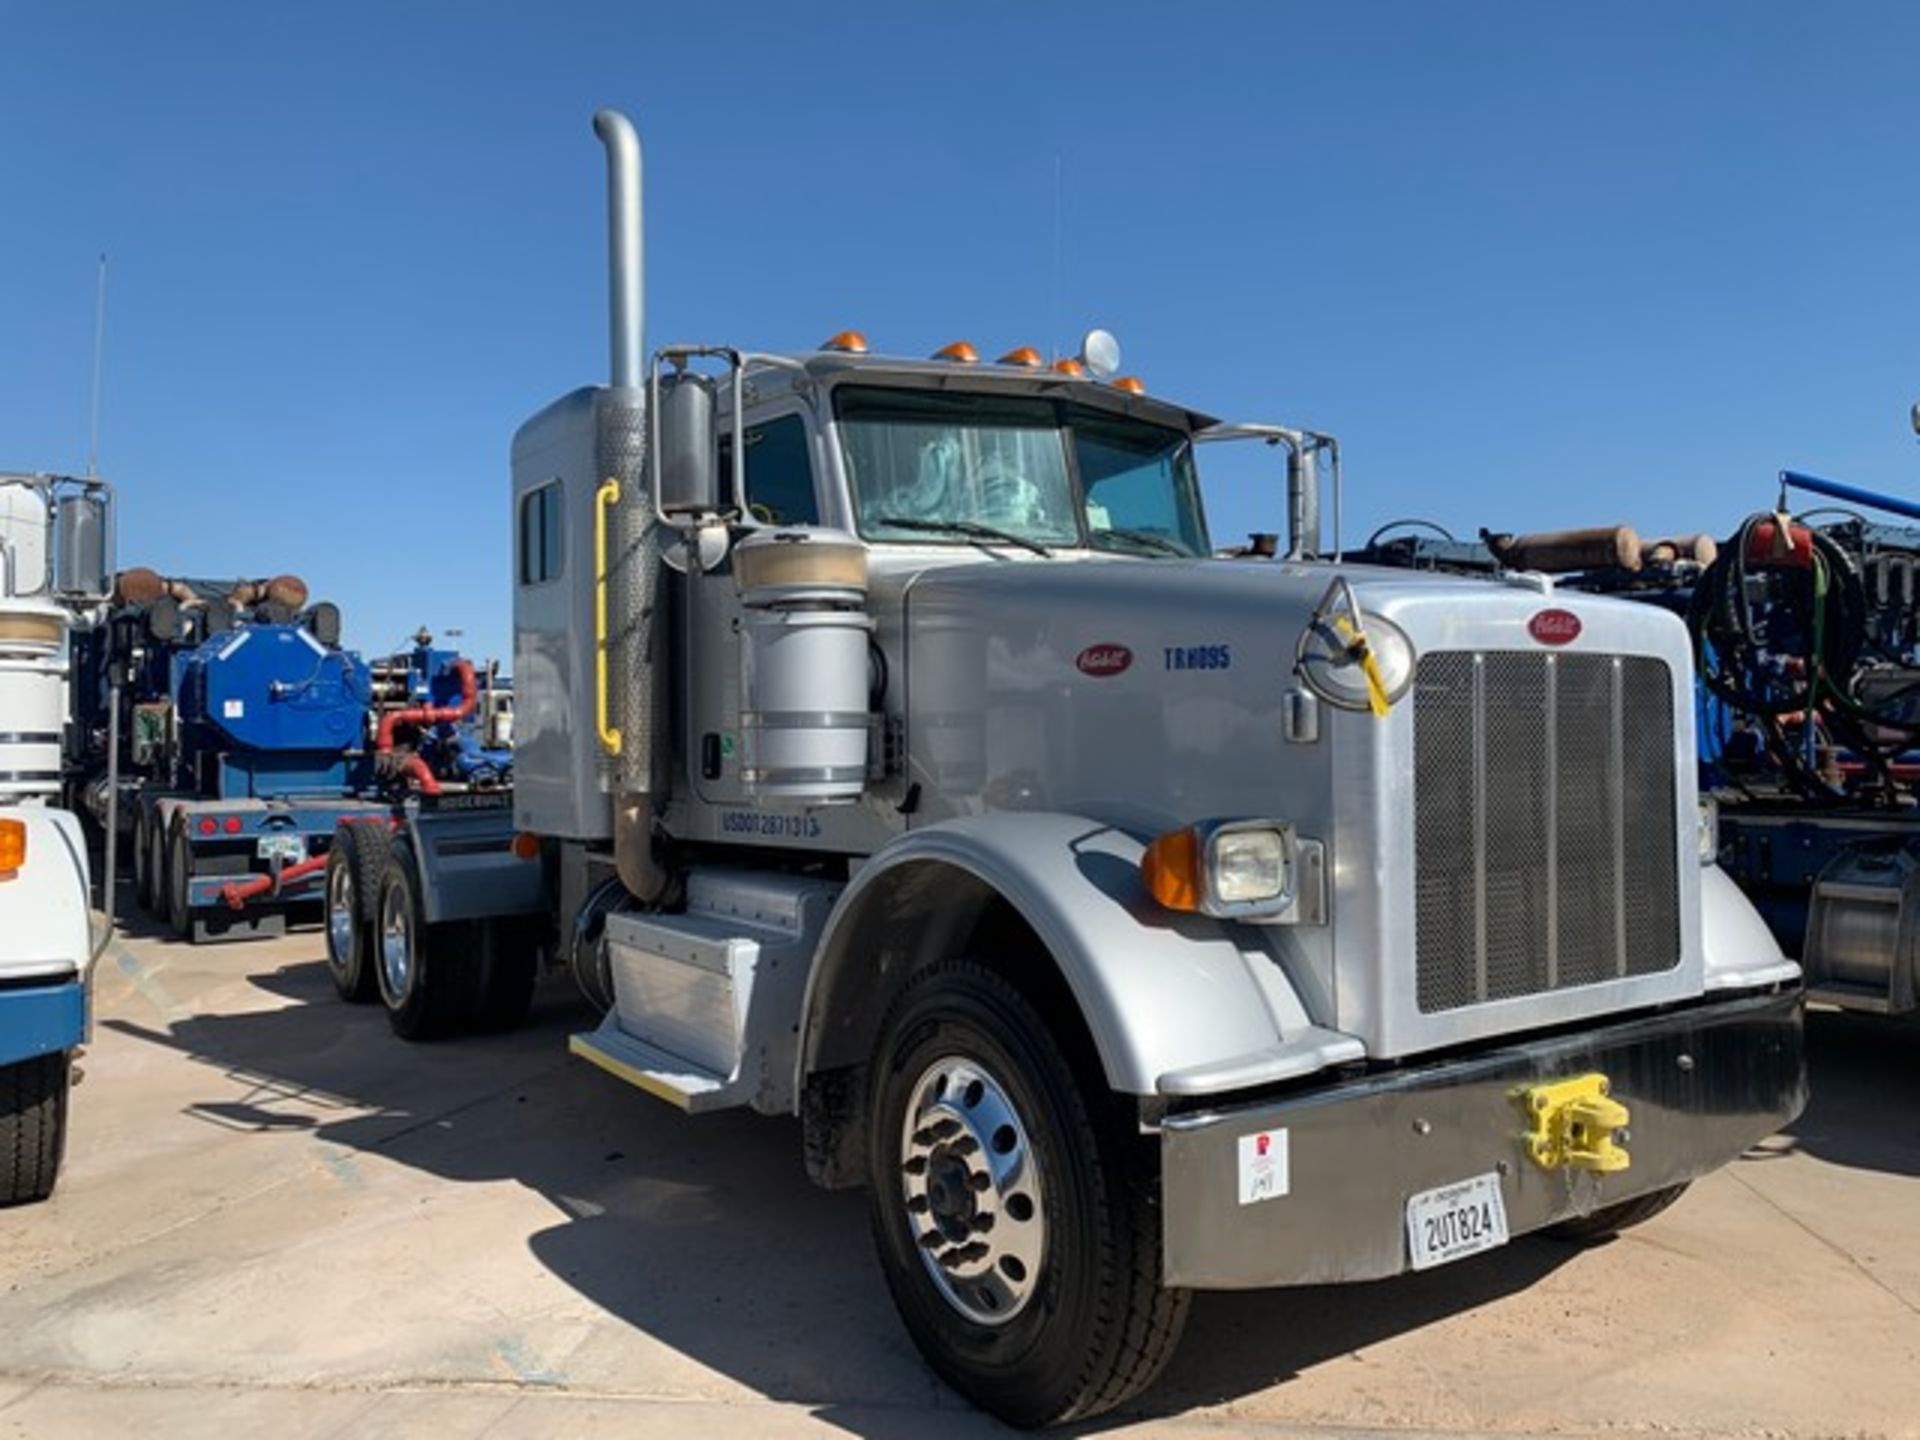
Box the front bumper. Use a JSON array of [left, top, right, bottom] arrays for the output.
[[1160, 987, 1804, 1288], [0, 976, 85, 1069]]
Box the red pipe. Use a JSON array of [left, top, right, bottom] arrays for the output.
[[401, 754, 443, 796], [220, 852, 329, 910], [375, 659, 477, 752]]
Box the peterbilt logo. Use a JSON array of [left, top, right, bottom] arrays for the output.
[[1527, 609, 1582, 645], [1075, 643, 1133, 677]]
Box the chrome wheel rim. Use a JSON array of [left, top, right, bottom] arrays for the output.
[[380, 884, 412, 999], [326, 861, 355, 965], [899, 1054, 1046, 1326]]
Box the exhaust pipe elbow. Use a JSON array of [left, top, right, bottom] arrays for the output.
[[614, 792, 670, 905], [592, 108, 644, 390]]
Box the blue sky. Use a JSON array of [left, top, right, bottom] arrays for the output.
[[5, 3, 1918, 664]]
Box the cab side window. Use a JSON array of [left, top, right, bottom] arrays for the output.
[[724, 414, 820, 526], [519, 482, 563, 584]]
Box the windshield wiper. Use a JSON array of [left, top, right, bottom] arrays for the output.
[[1094, 527, 1189, 557], [869, 516, 1053, 558]]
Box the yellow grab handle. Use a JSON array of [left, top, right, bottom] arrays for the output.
[[595, 478, 623, 757]]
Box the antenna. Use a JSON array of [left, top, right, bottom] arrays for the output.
[[87, 253, 108, 477], [1050, 156, 1063, 363]]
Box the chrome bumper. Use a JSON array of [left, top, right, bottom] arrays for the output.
[[1160, 988, 1804, 1289]]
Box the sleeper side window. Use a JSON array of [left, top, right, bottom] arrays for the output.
[[519, 482, 564, 584]]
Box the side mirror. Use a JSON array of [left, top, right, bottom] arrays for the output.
[[655, 372, 721, 518], [54, 491, 111, 601]]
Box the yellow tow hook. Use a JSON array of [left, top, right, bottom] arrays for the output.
[[1517, 1073, 1632, 1173]]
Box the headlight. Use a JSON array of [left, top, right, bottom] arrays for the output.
[[1142, 818, 1298, 919], [1697, 796, 1720, 866]]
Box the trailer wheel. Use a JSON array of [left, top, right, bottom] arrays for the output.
[[165, 817, 193, 938], [866, 958, 1189, 1428], [1546, 1183, 1690, 1244], [324, 823, 390, 1004], [476, 918, 540, 1032], [0, 1052, 70, 1207], [146, 819, 167, 918], [132, 810, 153, 913], [375, 841, 482, 1041]]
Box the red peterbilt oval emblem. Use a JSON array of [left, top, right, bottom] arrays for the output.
[[1528, 609, 1582, 645], [1075, 643, 1133, 677]]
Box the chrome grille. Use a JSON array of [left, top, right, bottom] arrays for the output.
[[1413, 651, 1681, 1014]]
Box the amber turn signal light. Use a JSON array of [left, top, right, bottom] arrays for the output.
[[0, 818, 26, 881]]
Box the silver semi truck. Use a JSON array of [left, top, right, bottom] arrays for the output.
[[332, 111, 1807, 1426]]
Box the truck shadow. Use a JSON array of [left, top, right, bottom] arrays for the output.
[[98, 949, 1866, 1436], [1770, 1007, 1920, 1178]]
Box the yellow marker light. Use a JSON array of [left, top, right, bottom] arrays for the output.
[[1112, 376, 1146, 395], [0, 818, 25, 881], [931, 341, 979, 363], [1050, 358, 1086, 377], [996, 345, 1043, 368], [1141, 820, 1297, 919], [820, 329, 869, 354]]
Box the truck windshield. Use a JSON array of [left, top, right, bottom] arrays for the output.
[[836, 387, 1209, 556]]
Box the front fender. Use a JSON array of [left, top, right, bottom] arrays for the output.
[[0, 807, 93, 983], [1701, 863, 1801, 992], [800, 812, 1358, 1097]]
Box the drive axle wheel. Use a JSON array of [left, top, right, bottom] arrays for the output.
[[867, 958, 1188, 1428], [131, 811, 152, 912], [165, 817, 193, 938], [324, 822, 389, 1003], [375, 841, 481, 1041]]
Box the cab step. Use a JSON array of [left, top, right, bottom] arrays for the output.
[[568, 1020, 735, 1113]]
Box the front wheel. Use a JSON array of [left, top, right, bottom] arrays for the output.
[[866, 959, 1188, 1428], [0, 1052, 71, 1206], [1546, 1182, 1690, 1244]]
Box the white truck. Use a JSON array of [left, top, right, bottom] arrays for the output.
[[331, 111, 1808, 1426], [0, 472, 111, 1206]]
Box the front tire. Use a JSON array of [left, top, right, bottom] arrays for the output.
[[375, 841, 481, 1041], [0, 1052, 71, 1206], [1546, 1182, 1690, 1244], [866, 958, 1188, 1428]]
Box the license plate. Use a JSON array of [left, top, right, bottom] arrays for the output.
[[256, 834, 306, 862], [1406, 1172, 1509, 1271]]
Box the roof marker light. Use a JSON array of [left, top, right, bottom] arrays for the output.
[[1112, 376, 1146, 395], [1050, 358, 1086, 377], [820, 330, 869, 354], [997, 346, 1043, 368], [932, 341, 978, 363]]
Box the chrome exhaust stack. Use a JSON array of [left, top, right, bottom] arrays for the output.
[[593, 107, 668, 904]]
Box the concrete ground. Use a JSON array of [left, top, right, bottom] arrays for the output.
[[1, 916, 1915, 1440]]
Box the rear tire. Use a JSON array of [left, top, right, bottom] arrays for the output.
[[375, 841, 482, 1041], [1546, 1183, 1690, 1244], [0, 1052, 71, 1207], [146, 819, 167, 918], [324, 822, 390, 1003], [132, 811, 153, 912], [165, 817, 193, 939], [476, 917, 540, 1032], [866, 958, 1188, 1427]]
